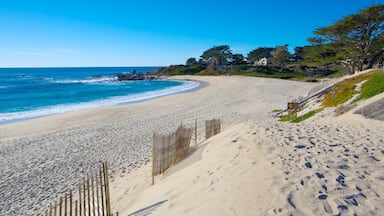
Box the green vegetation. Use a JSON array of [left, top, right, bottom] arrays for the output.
[[278, 114, 295, 122], [311, 4, 384, 73], [272, 109, 283, 113], [323, 70, 382, 107], [272, 45, 291, 71], [354, 71, 384, 102], [151, 5, 383, 80], [279, 108, 323, 123], [200, 45, 232, 74], [227, 66, 305, 80], [291, 108, 324, 123], [279, 70, 383, 123], [154, 64, 205, 76], [247, 47, 274, 63]]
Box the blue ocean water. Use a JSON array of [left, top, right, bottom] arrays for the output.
[[0, 67, 199, 124]]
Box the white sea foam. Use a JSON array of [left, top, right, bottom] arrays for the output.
[[0, 80, 200, 124], [54, 76, 116, 84]]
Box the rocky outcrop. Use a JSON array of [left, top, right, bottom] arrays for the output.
[[116, 71, 157, 81]]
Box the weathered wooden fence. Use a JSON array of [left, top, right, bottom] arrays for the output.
[[205, 118, 221, 140], [41, 161, 112, 216], [152, 124, 193, 184], [151, 119, 222, 184]]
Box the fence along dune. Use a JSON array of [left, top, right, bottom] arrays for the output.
[[41, 161, 112, 216], [152, 124, 193, 179], [41, 119, 221, 213], [205, 119, 221, 139], [152, 119, 221, 184]]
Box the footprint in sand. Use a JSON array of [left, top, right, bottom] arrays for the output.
[[305, 162, 312, 169], [287, 193, 296, 209]]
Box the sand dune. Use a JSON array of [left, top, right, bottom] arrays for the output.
[[110, 76, 384, 215], [114, 117, 384, 216]]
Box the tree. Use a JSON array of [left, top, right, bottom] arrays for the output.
[[186, 57, 197, 66], [302, 44, 339, 63], [231, 54, 245, 65], [294, 47, 305, 60], [310, 4, 384, 73], [247, 47, 274, 63], [200, 45, 233, 74], [272, 45, 291, 71]]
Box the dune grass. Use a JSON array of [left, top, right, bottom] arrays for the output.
[[353, 71, 384, 103], [279, 108, 323, 123], [322, 70, 380, 107], [277, 70, 383, 123], [279, 114, 295, 122], [291, 108, 323, 123]]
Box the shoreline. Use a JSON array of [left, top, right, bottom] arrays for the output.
[[0, 76, 317, 215], [0, 78, 203, 126]]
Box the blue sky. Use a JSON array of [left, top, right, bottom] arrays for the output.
[[0, 0, 383, 67]]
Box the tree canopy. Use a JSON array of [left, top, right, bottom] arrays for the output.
[[310, 4, 384, 73], [186, 57, 197, 66], [231, 54, 246, 65], [272, 45, 291, 71], [247, 47, 274, 63], [200, 45, 233, 74]]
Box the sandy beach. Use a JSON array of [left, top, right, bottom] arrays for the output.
[[1, 75, 383, 215], [0, 76, 315, 215]]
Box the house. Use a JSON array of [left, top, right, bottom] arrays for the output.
[[254, 57, 269, 66]]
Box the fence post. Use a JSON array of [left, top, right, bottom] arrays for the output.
[[64, 194, 67, 216], [54, 201, 57, 216], [87, 176, 91, 216], [95, 171, 100, 215], [152, 132, 156, 185], [75, 200, 78, 216], [83, 179, 86, 216], [100, 166, 105, 216], [59, 197, 62, 216], [104, 161, 112, 216], [92, 176, 96, 216], [78, 184, 82, 216], [70, 190, 72, 216], [195, 119, 197, 147]]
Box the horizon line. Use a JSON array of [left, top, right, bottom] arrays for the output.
[[0, 65, 165, 69]]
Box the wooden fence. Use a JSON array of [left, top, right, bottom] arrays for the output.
[[38, 119, 222, 214], [151, 119, 222, 185], [205, 118, 221, 140], [41, 161, 112, 216], [152, 124, 193, 184]]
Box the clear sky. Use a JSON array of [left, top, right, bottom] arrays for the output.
[[0, 0, 383, 67]]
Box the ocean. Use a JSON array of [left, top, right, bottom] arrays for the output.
[[0, 67, 199, 124]]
